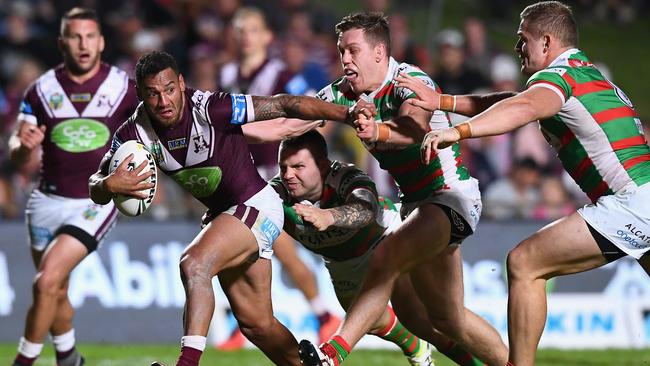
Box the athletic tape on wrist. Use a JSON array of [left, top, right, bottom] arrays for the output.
[[453, 122, 473, 140], [377, 123, 391, 143], [439, 94, 456, 112]]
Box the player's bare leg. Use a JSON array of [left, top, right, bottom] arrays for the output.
[[174, 214, 264, 365], [298, 205, 455, 366], [506, 212, 608, 366], [409, 245, 507, 365], [333, 205, 451, 349], [392, 276, 488, 366], [14, 235, 87, 365], [220, 257, 300, 365], [334, 288, 431, 366]]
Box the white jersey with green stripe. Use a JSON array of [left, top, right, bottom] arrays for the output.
[[270, 161, 400, 261], [526, 48, 650, 202], [316, 57, 471, 203]]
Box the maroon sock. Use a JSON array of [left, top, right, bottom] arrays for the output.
[[176, 346, 203, 366], [13, 354, 36, 366], [56, 347, 76, 360]]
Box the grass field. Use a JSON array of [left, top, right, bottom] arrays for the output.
[[1, 344, 649, 366]]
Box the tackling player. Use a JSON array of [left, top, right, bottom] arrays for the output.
[[272, 130, 492, 366], [382, 2, 650, 365], [298, 11, 508, 366], [8, 8, 139, 366]]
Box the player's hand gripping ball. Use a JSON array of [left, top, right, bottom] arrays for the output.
[[108, 140, 158, 217]]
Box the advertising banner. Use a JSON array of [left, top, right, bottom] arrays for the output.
[[1, 221, 649, 348]]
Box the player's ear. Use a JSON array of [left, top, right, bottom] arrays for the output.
[[99, 35, 105, 53], [178, 74, 186, 92], [375, 42, 386, 63]]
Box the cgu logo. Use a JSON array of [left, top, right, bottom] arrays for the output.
[[171, 167, 221, 198], [51, 118, 110, 153]]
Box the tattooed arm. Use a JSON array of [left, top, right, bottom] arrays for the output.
[[293, 190, 377, 231], [251, 94, 368, 125]]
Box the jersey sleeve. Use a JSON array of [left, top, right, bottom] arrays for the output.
[[526, 67, 573, 103], [394, 66, 438, 101], [336, 167, 379, 207], [108, 120, 138, 155], [16, 85, 40, 125], [315, 84, 335, 103], [206, 91, 255, 130]]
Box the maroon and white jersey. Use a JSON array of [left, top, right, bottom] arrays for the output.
[[18, 63, 138, 198], [109, 88, 267, 214], [219, 58, 294, 177]]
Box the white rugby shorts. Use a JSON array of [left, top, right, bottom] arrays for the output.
[[25, 189, 118, 252], [400, 177, 482, 239], [579, 182, 650, 259], [223, 184, 283, 260]]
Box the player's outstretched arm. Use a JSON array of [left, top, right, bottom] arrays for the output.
[[395, 73, 516, 117], [420, 86, 563, 164], [89, 153, 153, 204], [251, 94, 373, 126]]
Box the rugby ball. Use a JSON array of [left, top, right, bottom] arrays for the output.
[[108, 140, 157, 217]]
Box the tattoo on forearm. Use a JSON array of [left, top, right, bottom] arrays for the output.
[[253, 95, 303, 120], [330, 202, 374, 229]]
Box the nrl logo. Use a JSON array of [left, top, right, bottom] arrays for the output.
[[49, 93, 64, 110]]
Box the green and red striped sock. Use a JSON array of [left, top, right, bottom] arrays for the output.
[[322, 335, 351, 365], [375, 307, 421, 356]]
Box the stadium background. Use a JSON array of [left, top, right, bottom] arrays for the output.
[[0, 0, 649, 364]]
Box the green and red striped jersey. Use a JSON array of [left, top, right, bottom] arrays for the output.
[[527, 49, 650, 202], [316, 57, 470, 203], [271, 161, 399, 261]]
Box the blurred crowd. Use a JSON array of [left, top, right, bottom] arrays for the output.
[[0, 0, 648, 222]]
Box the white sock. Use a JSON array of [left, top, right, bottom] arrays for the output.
[[309, 295, 328, 316], [181, 335, 207, 352], [17, 337, 44, 358], [52, 329, 76, 353]]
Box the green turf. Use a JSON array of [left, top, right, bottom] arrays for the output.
[[1, 344, 649, 365]]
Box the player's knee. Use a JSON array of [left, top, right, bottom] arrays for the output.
[[238, 317, 275, 343], [33, 270, 65, 297], [368, 243, 403, 277], [179, 253, 210, 283], [506, 242, 534, 281], [430, 315, 469, 343]]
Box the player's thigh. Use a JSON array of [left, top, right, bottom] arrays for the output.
[[218, 258, 274, 326], [185, 213, 260, 274], [509, 211, 607, 279], [374, 203, 451, 273], [37, 234, 88, 284], [390, 274, 432, 327], [408, 245, 465, 319]]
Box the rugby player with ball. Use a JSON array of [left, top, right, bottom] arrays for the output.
[[89, 50, 371, 366]]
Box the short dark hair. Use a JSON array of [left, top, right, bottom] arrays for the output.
[[335, 12, 391, 56], [135, 51, 180, 87], [520, 1, 578, 47], [280, 130, 328, 164], [60, 7, 101, 35]]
